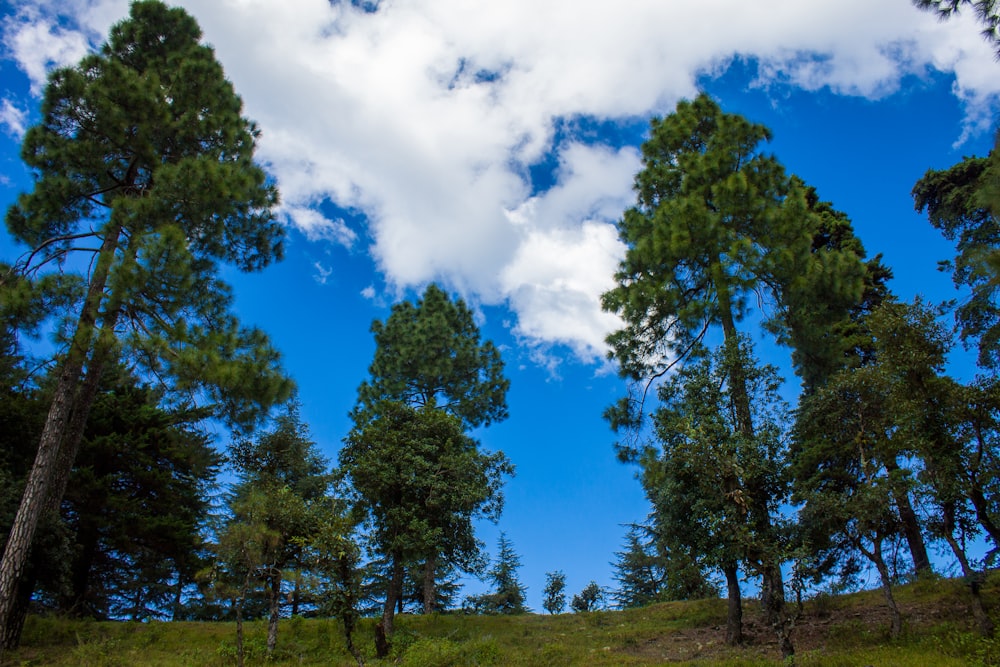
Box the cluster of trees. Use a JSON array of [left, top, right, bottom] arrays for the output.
[[3, 0, 1000, 664], [600, 70, 1000, 658], [0, 3, 522, 663]]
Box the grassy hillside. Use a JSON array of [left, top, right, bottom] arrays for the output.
[[5, 575, 1000, 666]]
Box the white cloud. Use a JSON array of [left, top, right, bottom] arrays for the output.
[[312, 261, 333, 285], [4, 0, 999, 362], [285, 206, 357, 247], [0, 99, 27, 138]]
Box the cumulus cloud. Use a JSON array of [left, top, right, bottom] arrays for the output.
[[0, 99, 27, 138], [285, 206, 357, 247], [3, 0, 998, 362]]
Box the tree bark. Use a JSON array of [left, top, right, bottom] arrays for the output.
[[267, 569, 282, 656], [0, 224, 121, 650], [376, 555, 404, 658], [872, 537, 902, 639], [716, 274, 789, 645], [884, 459, 931, 576], [422, 553, 437, 614], [723, 562, 743, 646]]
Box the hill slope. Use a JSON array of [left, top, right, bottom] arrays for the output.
[[5, 575, 999, 666]]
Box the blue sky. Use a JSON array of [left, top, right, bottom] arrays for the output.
[[0, 0, 998, 611]]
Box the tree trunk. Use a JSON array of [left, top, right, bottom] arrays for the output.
[[723, 562, 743, 646], [884, 459, 931, 576], [716, 277, 789, 650], [376, 555, 404, 658], [422, 554, 437, 614], [872, 538, 902, 639], [235, 595, 246, 667], [66, 519, 100, 616], [0, 225, 122, 650], [942, 502, 994, 637], [267, 569, 282, 656], [968, 485, 1000, 549]]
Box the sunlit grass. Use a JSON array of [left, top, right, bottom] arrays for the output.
[[6, 575, 999, 666]]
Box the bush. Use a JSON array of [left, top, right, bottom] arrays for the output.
[[400, 637, 463, 667]]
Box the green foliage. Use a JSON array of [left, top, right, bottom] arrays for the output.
[[645, 337, 793, 584], [0, 369, 221, 621], [542, 570, 566, 614], [602, 92, 863, 385], [60, 375, 221, 620], [352, 283, 509, 430], [913, 152, 1000, 368], [570, 582, 604, 613], [342, 403, 512, 577], [346, 283, 512, 640], [611, 524, 717, 609], [484, 533, 527, 615], [5, 1, 292, 424], [210, 404, 348, 658]]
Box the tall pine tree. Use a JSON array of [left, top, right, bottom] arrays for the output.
[[0, 1, 291, 648], [602, 93, 864, 657]]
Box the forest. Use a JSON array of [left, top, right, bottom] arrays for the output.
[[2, 1, 1000, 665]]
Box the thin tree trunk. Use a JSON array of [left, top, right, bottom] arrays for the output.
[[871, 538, 902, 639], [422, 553, 437, 614], [0, 225, 122, 650], [942, 502, 994, 636], [376, 555, 403, 658], [723, 562, 743, 646], [335, 552, 363, 666], [267, 569, 282, 655], [235, 591, 246, 667]]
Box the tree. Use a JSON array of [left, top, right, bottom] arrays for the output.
[[0, 1, 291, 649], [793, 365, 911, 639], [865, 300, 998, 634], [611, 527, 663, 609], [601, 93, 863, 657], [55, 374, 221, 621], [352, 283, 508, 430], [780, 186, 894, 393], [570, 581, 604, 613], [913, 1, 1000, 56], [913, 154, 1000, 368], [542, 570, 567, 614], [466, 532, 526, 615], [644, 337, 792, 649], [222, 404, 333, 657], [611, 525, 715, 609], [348, 284, 510, 626], [340, 403, 511, 656]]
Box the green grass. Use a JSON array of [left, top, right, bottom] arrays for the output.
[[5, 575, 1000, 666]]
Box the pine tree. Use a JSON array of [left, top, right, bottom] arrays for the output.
[[345, 284, 511, 656], [602, 93, 863, 657], [0, 1, 290, 649], [341, 403, 511, 655]]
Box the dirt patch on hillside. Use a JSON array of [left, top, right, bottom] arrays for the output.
[[620, 590, 976, 663]]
